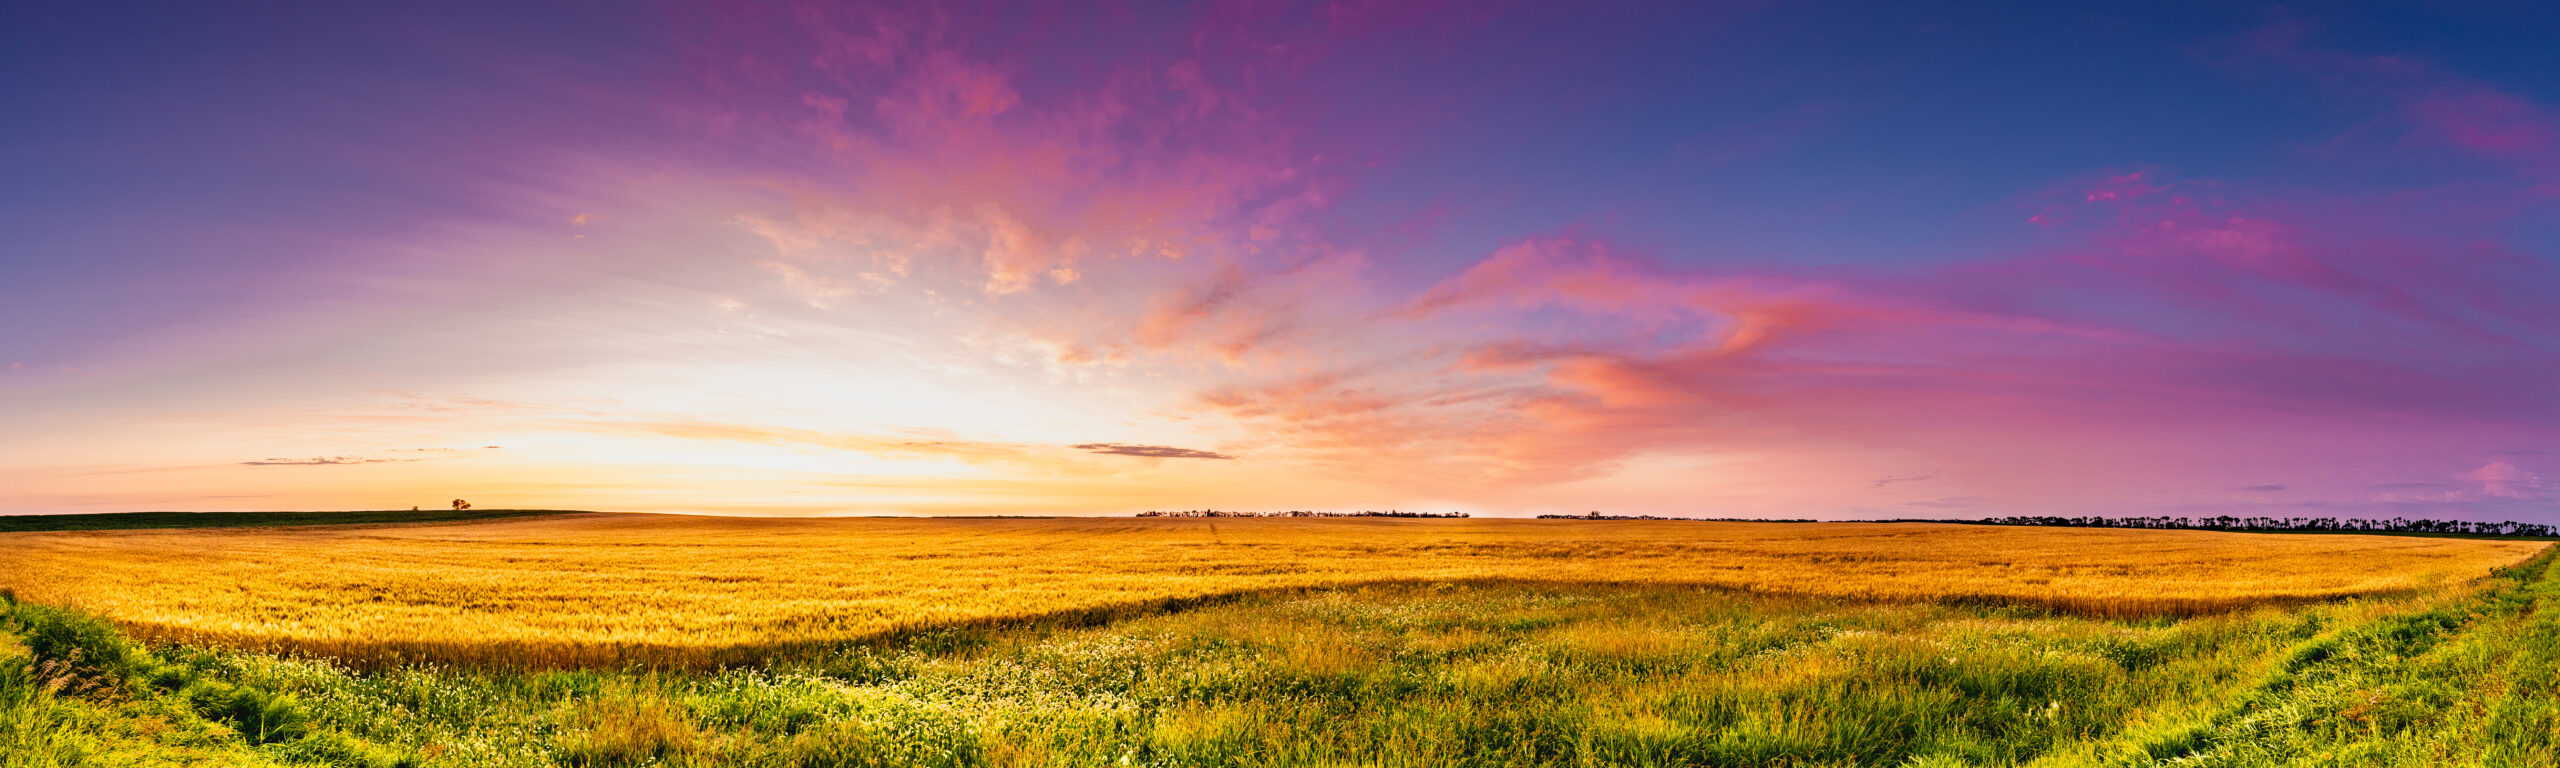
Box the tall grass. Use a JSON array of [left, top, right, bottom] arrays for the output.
[[0, 517, 2537, 668]]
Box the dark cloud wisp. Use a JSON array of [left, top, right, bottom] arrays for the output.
[[1072, 443, 1235, 460]]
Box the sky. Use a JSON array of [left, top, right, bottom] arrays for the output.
[[2, 1, 2556, 520]]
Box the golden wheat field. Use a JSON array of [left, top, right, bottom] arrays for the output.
[[0, 514, 2540, 667]]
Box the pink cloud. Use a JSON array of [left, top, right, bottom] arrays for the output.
[[2253, 24, 2560, 193], [2463, 462, 2543, 500], [873, 52, 1022, 136], [2082, 171, 2160, 203], [2414, 89, 2560, 160], [694, 2, 1328, 307]]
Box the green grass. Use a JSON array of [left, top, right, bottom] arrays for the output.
[[1, 551, 2552, 767], [0, 509, 582, 533]]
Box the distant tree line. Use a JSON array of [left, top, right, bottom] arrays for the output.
[[1130, 510, 2553, 536], [1137, 509, 1470, 518], [1882, 515, 2559, 538], [1536, 512, 1817, 522]]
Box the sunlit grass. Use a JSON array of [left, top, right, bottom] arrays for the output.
[[0, 517, 2550, 766], [0, 515, 2539, 667], [14, 562, 2554, 767]]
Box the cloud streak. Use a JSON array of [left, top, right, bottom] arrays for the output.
[[1072, 443, 1234, 460], [241, 456, 419, 467]]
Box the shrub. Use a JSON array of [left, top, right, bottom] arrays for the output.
[[6, 601, 151, 688], [559, 683, 701, 767]]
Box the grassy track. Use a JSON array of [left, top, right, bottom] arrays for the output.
[[0, 517, 2536, 668], [2, 546, 2554, 767]]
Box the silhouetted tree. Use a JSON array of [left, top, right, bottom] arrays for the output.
[[1895, 514, 2560, 538]]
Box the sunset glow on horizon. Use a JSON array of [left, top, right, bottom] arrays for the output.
[[4, 2, 2555, 520]]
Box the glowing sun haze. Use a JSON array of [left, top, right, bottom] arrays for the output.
[[4, 2, 2556, 520]]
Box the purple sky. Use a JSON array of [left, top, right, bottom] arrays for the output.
[[2, 1, 2555, 519]]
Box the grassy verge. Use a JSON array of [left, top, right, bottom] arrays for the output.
[[2094, 550, 2559, 767], [0, 596, 398, 767], [0, 510, 584, 533]]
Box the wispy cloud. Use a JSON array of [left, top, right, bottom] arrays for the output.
[[2366, 481, 2456, 490], [1072, 443, 1234, 460], [241, 446, 500, 466], [610, 422, 1036, 463], [241, 456, 419, 466]]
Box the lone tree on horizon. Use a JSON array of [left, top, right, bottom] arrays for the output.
[[451, 499, 471, 511]]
